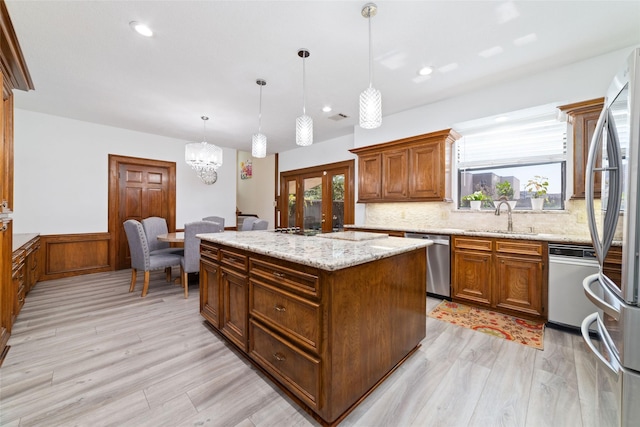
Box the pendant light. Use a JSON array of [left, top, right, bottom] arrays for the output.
[[359, 2, 382, 129], [185, 116, 223, 185], [296, 49, 313, 146], [252, 79, 267, 158]]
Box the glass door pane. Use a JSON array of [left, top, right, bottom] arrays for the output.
[[303, 176, 322, 235], [331, 173, 345, 231], [285, 179, 297, 228]]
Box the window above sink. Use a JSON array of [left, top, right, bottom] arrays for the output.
[[454, 103, 567, 211]]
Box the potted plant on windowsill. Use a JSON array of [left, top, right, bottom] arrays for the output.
[[495, 181, 517, 209], [526, 175, 549, 210], [461, 191, 490, 210]]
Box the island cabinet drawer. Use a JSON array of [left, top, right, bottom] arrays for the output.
[[249, 319, 321, 410], [250, 280, 321, 353], [220, 249, 248, 272], [250, 258, 319, 298], [200, 242, 219, 262], [453, 236, 493, 251], [496, 240, 543, 257]]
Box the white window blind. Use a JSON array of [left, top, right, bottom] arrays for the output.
[[456, 113, 567, 169]]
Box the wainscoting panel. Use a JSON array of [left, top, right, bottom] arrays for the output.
[[40, 233, 112, 281]]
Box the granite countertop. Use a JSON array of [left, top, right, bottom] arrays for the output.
[[345, 224, 595, 245], [197, 230, 431, 271], [13, 233, 40, 252]]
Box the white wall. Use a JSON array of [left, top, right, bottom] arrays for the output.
[[236, 151, 276, 228], [13, 109, 238, 234], [278, 134, 356, 173]]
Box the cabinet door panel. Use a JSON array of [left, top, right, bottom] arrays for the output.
[[221, 267, 249, 351], [200, 259, 220, 328], [495, 255, 542, 317], [382, 150, 408, 199], [452, 250, 491, 306], [358, 154, 382, 201], [409, 143, 441, 199]]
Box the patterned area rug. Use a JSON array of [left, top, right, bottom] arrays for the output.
[[428, 300, 545, 350]]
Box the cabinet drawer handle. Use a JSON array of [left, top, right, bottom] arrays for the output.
[[273, 352, 286, 362], [18, 296, 24, 303], [274, 305, 286, 313], [272, 272, 285, 279]]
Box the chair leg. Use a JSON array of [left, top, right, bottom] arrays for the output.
[[129, 269, 137, 292], [182, 267, 188, 299], [165, 267, 172, 282], [141, 271, 151, 297]]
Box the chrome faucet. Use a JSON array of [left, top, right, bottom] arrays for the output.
[[494, 199, 513, 232]]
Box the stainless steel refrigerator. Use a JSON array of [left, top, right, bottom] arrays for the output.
[[582, 47, 640, 427]]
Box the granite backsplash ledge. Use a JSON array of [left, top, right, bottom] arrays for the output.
[[362, 199, 613, 239]]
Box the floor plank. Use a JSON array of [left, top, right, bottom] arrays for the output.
[[0, 269, 595, 426]]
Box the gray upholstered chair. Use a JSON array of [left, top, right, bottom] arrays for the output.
[[180, 220, 223, 298], [252, 219, 269, 230], [202, 216, 225, 228], [240, 217, 258, 231], [123, 219, 182, 297], [141, 216, 183, 256]]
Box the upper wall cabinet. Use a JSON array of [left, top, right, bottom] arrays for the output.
[[350, 129, 460, 203], [558, 98, 604, 200]]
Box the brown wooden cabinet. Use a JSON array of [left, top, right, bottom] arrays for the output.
[[1, 2, 35, 365], [202, 245, 250, 352], [200, 239, 426, 425], [558, 98, 604, 199], [11, 249, 26, 324], [350, 129, 460, 202], [200, 244, 221, 329], [452, 237, 492, 305], [452, 236, 547, 321]]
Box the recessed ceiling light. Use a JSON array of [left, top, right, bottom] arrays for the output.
[[129, 21, 153, 37], [418, 66, 433, 76], [322, 106, 332, 113], [495, 116, 509, 123]]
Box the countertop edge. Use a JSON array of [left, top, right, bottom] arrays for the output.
[[198, 231, 432, 271], [344, 224, 599, 245]]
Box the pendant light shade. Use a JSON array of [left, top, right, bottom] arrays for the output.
[[359, 3, 382, 129], [185, 116, 223, 185], [252, 79, 267, 158], [252, 133, 267, 158], [296, 49, 313, 146]]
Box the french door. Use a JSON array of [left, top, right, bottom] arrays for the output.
[[280, 160, 354, 234]]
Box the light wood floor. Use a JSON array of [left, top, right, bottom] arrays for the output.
[[0, 268, 597, 427]]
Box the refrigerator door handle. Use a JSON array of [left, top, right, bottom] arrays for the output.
[[581, 312, 621, 375], [583, 273, 621, 320], [585, 107, 624, 264]]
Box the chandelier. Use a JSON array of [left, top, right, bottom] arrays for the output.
[[252, 79, 267, 158], [359, 2, 382, 129], [185, 116, 223, 185], [296, 49, 313, 146]]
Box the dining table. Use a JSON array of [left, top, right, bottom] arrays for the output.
[[156, 232, 184, 243]]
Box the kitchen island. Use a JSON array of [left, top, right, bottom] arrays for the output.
[[197, 230, 431, 426]]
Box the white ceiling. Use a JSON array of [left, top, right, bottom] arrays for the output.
[[6, 1, 640, 155]]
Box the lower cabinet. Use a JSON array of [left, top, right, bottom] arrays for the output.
[[199, 240, 426, 425], [452, 236, 547, 321], [10, 235, 41, 326], [11, 249, 26, 324]]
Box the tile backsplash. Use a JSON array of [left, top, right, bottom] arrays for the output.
[[363, 199, 617, 239]]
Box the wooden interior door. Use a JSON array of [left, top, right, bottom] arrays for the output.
[[109, 155, 176, 270]]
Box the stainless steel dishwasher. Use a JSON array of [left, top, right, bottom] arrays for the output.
[[404, 233, 451, 298], [548, 243, 599, 329]]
